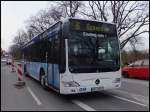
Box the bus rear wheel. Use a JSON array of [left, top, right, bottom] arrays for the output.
[[40, 70, 47, 89]]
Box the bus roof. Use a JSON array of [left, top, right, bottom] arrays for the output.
[[22, 18, 116, 49], [64, 17, 116, 26]]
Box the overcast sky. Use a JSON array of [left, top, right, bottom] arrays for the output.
[[1, 1, 149, 51], [1, 1, 50, 51]]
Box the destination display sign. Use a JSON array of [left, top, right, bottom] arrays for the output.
[[70, 19, 116, 34]]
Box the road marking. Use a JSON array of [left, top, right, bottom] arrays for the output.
[[122, 78, 149, 87], [112, 89, 149, 105], [72, 100, 96, 111], [131, 94, 149, 106], [111, 95, 148, 107], [27, 87, 42, 105], [114, 89, 149, 99]]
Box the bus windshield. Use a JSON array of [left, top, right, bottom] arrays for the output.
[[68, 32, 120, 73]]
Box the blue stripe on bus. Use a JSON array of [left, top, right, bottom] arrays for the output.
[[24, 62, 60, 89], [26, 62, 47, 81], [53, 64, 60, 88], [48, 64, 53, 85], [47, 64, 60, 89]]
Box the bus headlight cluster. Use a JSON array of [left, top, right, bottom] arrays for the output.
[[62, 81, 80, 87], [112, 78, 121, 83]]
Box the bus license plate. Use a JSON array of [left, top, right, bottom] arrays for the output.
[[91, 87, 104, 92]]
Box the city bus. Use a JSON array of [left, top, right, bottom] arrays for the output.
[[22, 18, 121, 94]]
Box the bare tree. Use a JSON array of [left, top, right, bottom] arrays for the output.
[[27, 29, 34, 41], [57, 1, 83, 17], [50, 6, 65, 21], [25, 10, 52, 37], [81, 1, 149, 50], [25, 6, 64, 37], [9, 44, 23, 59], [10, 29, 26, 59], [11, 29, 35, 59], [13, 30, 28, 48], [80, 1, 108, 21]]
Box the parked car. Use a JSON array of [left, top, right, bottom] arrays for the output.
[[6, 58, 12, 65], [1, 58, 7, 62], [122, 59, 149, 79]]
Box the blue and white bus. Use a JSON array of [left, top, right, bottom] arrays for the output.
[[22, 18, 121, 94]]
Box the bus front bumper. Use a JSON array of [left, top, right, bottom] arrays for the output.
[[60, 82, 121, 95]]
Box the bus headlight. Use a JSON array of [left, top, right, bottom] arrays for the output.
[[112, 78, 121, 83], [62, 81, 80, 87]]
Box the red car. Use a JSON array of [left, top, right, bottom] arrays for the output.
[[122, 59, 149, 79]]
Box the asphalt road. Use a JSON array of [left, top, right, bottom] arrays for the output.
[[1, 62, 149, 111]]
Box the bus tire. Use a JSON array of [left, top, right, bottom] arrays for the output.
[[40, 70, 47, 89]]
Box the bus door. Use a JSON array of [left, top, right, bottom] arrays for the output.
[[47, 38, 54, 87], [47, 36, 60, 90], [47, 63, 53, 86], [52, 36, 60, 89], [47, 64, 59, 89]]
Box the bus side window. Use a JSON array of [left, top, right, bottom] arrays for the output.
[[47, 38, 52, 63], [59, 39, 66, 73], [52, 36, 60, 64], [40, 40, 48, 63], [28, 46, 32, 62]]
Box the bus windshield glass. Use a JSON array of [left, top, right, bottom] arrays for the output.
[[68, 19, 120, 73]]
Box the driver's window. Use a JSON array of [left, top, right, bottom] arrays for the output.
[[98, 41, 113, 60]]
